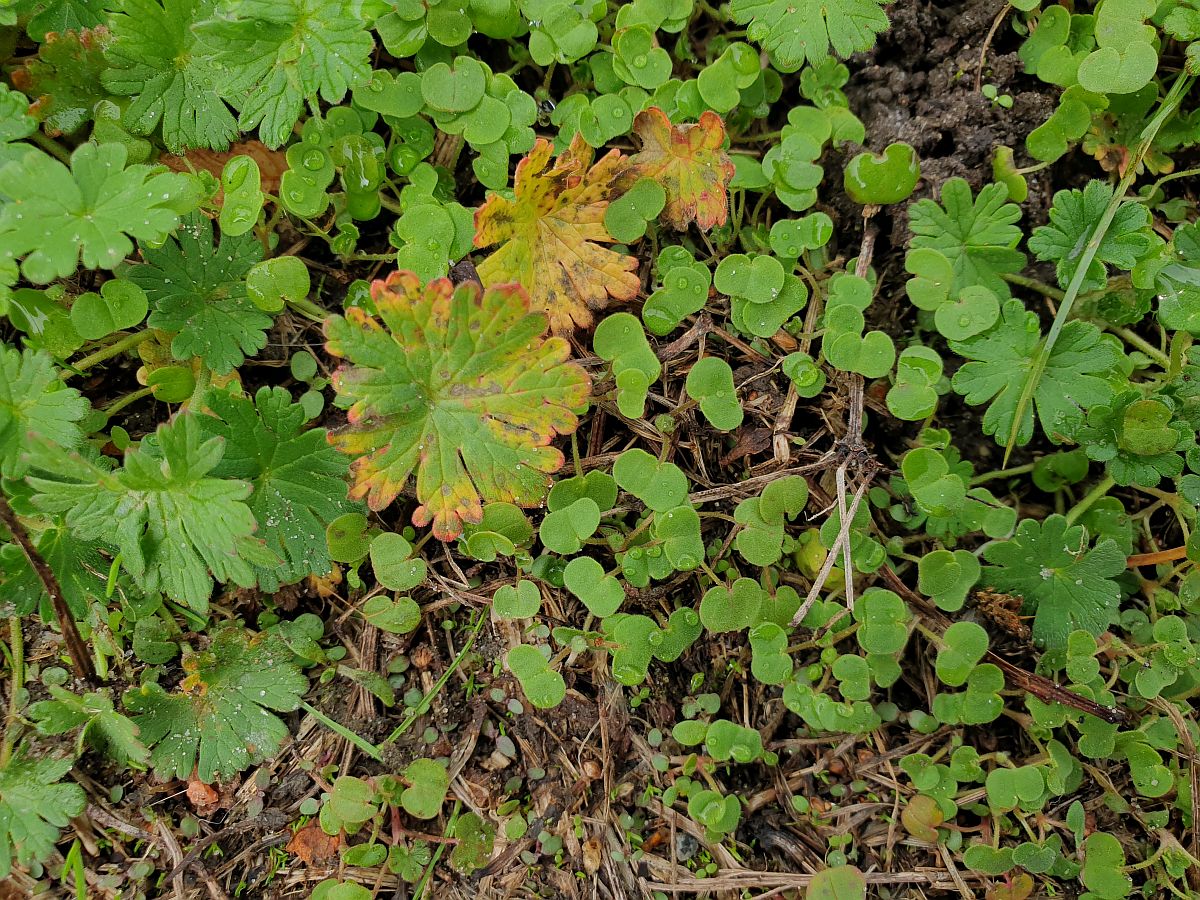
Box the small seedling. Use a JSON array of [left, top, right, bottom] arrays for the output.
[[507, 644, 567, 709], [843, 142, 920, 205], [594, 312, 662, 419], [493, 580, 542, 619], [685, 357, 743, 431]]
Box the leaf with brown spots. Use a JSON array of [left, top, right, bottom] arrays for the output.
[[12, 27, 111, 137], [473, 134, 640, 334], [324, 271, 591, 540], [620, 107, 735, 231], [122, 628, 308, 783]]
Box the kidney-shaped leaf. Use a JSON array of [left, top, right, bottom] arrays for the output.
[[325, 271, 590, 540]]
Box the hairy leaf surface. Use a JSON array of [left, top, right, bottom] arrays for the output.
[[193, 0, 372, 148], [123, 627, 308, 782], [28, 414, 270, 611], [0, 754, 85, 878], [127, 212, 271, 374], [984, 515, 1125, 650], [730, 0, 891, 68], [0, 143, 198, 283], [103, 0, 239, 152], [199, 386, 353, 590], [1029, 181, 1156, 292], [0, 344, 89, 478], [909, 179, 1025, 296], [950, 299, 1121, 447]]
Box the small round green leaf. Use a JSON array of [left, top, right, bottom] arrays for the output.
[[246, 256, 310, 313], [844, 142, 920, 205], [70, 280, 148, 340]]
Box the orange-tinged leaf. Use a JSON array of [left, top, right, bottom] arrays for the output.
[[186, 776, 220, 814], [286, 822, 342, 865], [473, 134, 640, 334], [621, 107, 735, 231], [325, 271, 591, 540]]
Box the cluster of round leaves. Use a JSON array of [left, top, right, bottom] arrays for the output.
[[714, 251, 810, 339], [822, 273, 895, 379], [1016, 0, 1195, 165], [643, 246, 712, 336]]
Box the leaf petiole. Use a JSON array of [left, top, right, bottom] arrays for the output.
[[1003, 70, 1194, 461], [1064, 475, 1115, 526]]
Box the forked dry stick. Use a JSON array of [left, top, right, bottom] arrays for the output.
[[789, 472, 873, 628], [834, 462, 856, 610], [790, 220, 882, 625], [789, 373, 878, 626]]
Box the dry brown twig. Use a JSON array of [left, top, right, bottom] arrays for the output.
[[0, 492, 93, 681], [789, 217, 886, 626], [788, 369, 881, 628], [1157, 698, 1200, 886], [877, 566, 1129, 725], [976, 2, 1014, 92]]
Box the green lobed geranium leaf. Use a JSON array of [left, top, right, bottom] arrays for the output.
[[102, 0, 239, 153], [909, 179, 1025, 297], [128, 212, 272, 375], [1029, 181, 1157, 293], [950, 298, 1122, 448], [983, 515, 1125, 651], [29, 414, 274, 611], [198, 386, 354, 590], [0, 143, 200, 284], [730, 0, 890, 69], [123, 626, 308, 782], [0, 753, 86, 879], [192, 0, 373, 148], [0, 343, 89, 479]]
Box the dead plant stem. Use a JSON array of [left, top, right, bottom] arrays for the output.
[[1, 616, 23, 767], [0, 493, 93, 681]]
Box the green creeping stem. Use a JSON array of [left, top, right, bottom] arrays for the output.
[[1002, 71, 1196, 462]]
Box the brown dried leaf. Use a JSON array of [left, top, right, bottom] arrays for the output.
[[186, 777, 220, 815], [619, 107, 735, 231], [159, 141, 287, 199], [286, 822, 343, 865]]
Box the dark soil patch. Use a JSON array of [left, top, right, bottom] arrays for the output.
[[823, 0, 1060, 289]]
